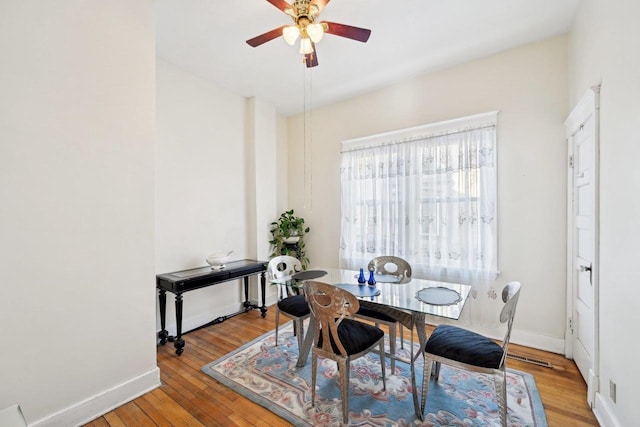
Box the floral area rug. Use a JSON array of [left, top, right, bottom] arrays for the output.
[[201, 322, 547, 426]]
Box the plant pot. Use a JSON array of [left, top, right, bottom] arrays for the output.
[[283, 236, 301, 244]]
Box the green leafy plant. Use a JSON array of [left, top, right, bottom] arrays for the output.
[[269, 209, 310, 269]]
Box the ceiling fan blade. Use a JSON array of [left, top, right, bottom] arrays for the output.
[[323, 21, 371, 43], [312, 0, 331, 12], [246, 26, 286, 47], [265, 0, 292, 13], [305, 46, 319, 68]]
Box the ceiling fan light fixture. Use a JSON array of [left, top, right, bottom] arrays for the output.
[[299, 37, 314, 54], [306, 23, 324, 43], [246, 0, 372, 68], [283, 25, 301, 45]]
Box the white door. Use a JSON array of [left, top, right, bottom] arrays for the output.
[[564, 87, 599, 406]]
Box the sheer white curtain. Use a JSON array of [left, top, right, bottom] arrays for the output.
[[339, 112, 498, 288]]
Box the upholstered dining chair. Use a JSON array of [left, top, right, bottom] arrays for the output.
[[305, 280, 387, 424], [420, 281, 522, 425], [355, 255, 412, 371], [267, 255, 309, 349]]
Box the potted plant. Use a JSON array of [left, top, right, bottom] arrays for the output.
[[269, 209, 310, 269]]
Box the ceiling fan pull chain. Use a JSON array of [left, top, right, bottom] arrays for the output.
[[308, 67, 313, 209], [302, 64, 313, 210]]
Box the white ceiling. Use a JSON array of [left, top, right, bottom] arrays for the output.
[[154, 0, 580, 116]]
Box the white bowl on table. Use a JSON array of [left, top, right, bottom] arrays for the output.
[[206, 251, 232, 269]]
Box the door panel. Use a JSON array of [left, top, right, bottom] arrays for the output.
[[577, 230, 592, 259], [565, 86, 599, 406], [573, 119, 595, 385], [576, 256, 593, 316]]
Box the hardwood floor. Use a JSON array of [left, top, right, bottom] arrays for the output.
[[84, 307, 599, 426]]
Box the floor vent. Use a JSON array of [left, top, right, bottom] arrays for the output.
[[507, 353, 553, 368]]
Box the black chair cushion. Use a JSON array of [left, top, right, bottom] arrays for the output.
[[425, 324, 504, 369], [318, 318, 384, 356], [277, 295, 310, 318], [357, 306, 396, 323]]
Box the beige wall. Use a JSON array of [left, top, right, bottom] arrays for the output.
[[0, 2, 158, 425], [155, 59, 249, 331], [288, 35, 569, 352], [155, 60, 286, 335], [569, 0, 640, 425]]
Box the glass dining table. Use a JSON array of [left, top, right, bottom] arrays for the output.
[[291, 267, 472, 420]]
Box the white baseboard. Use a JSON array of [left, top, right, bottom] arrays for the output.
[[161, 301, 260, 336], [594, 392, 622, 427], [183, 302, 254, 332], [509, 329, 565, 354], [264, 293, 278, 307], [178, 297, 279, 333], [466, 325, 565, 355], [30, 367, 160, 427]]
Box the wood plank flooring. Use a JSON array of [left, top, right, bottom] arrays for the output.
[[84, 307, 599, 426]]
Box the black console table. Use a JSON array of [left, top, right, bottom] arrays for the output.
[[156, 259, 267, 355]]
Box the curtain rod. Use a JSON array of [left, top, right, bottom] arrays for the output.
[[340, 124, 495, 153]]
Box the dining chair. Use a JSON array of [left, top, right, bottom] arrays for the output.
[[420, 281, 522, 425], [355, 255, 412, 372], [267, 255, 309, 349], [305, 280, 387, 424]]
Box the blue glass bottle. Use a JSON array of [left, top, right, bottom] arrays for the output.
[[367, 268, 376, 286], [357, 268, 366, 284]]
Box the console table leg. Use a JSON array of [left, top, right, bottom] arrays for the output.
[[174, 293, 185, 355], [158, 289, 169, 345], [260, 271, 267, 318], [243, 277, 251, 309]]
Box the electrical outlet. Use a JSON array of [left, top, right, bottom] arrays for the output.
[[609, 380, 616, 403]]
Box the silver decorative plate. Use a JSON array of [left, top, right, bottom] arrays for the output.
[[416, 287, 462, 306]]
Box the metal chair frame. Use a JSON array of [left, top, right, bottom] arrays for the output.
[[267, 256, 308, 349], [420, 281, 522, 425], [355, 255, 413, 372], [305, 280, 387, 424]]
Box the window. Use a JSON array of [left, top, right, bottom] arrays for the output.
[[339, 112, 498, 282]]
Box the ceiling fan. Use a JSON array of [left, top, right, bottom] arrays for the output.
[[246, 0, 371, 67]]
